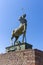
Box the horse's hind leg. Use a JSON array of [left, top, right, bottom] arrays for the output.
[[14, 36, 19, 45], [22, 34, 24, 43], [22, 31, 27, 43]]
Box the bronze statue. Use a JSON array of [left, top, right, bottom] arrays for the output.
[[11, 14, 27, 45]]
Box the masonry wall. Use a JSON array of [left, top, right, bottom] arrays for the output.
[[0, 49, 43, 65], [34, 49, 43, 65]]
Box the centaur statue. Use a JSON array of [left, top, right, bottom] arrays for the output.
[[11, 14, 27, 45]]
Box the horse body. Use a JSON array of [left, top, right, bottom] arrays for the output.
[[11, 24, 26, 42]]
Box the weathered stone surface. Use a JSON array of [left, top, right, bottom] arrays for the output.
[[0, 49, 43, 65]]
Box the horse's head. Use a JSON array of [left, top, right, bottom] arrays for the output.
[[19, 14, 26, 21]]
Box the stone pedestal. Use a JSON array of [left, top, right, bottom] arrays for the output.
[[6, 42, 32, 52]]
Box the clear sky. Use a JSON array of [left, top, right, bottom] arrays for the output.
[[0, 0, 43, 53]]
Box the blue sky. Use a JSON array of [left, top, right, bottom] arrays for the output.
[[0, 0, 43, 53]]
